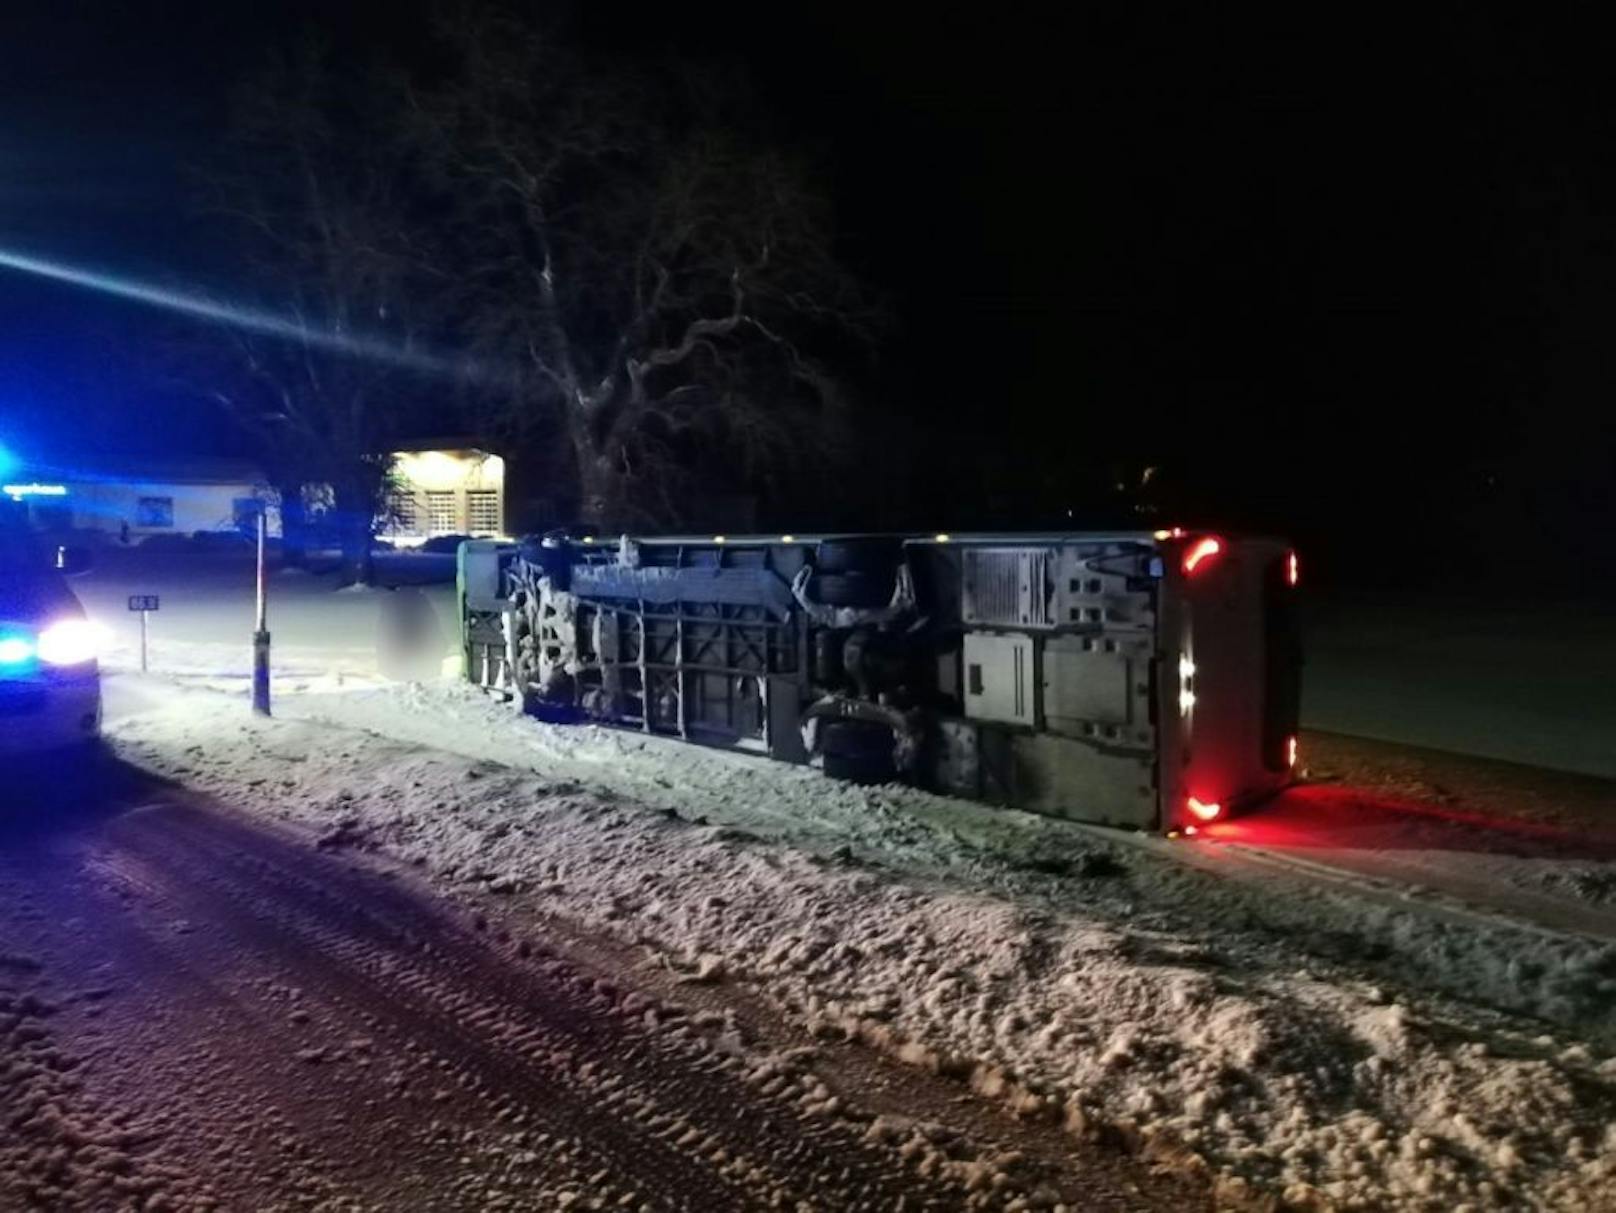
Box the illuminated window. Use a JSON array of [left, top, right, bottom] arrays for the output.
[[390, 491, 420, 533], [466, 490, 501, 535], [136, 497, 174, 528], [425, 491, 458, 534]]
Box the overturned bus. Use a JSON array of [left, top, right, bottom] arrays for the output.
[[457, 530, 1302, 833]]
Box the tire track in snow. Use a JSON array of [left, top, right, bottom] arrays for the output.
[[71, 796, 992, 1210]]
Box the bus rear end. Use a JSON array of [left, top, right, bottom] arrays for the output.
[[1154, 533, 1301, 832]]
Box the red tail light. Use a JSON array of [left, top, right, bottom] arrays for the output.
[[1187, 796, 1222, 822], [1182, 536, 1223, 575]]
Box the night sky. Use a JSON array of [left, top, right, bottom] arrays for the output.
[[3, 5, 1613, 586]]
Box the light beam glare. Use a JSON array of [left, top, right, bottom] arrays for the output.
[[0, 247, 472, 378]]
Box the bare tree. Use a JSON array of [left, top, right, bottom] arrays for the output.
[[193, 39, 439, 584], [419, 9, 877, 529]]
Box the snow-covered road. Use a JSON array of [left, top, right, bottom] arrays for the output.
[[2, 753, 1167, 1211], [1181, 784, 1616, 944]]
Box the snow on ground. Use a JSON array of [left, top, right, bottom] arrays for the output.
[[247, 682, 1616, 1033], [1304, 592, 1616, 779], [74, 547, 458, 684], [0, 922, 216, 1209], [105, 675, 1616, 1212]]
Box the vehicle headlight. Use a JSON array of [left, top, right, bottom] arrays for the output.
[[37, 619, 104, 666]]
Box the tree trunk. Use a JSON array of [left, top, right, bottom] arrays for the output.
[[277, 482, 309, 569], [574, 443, 618, 533], [334, 478, 375, 587]]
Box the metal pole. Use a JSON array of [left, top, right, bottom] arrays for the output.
[[252, 509, 271, 716], [140, 610, 149, 673]]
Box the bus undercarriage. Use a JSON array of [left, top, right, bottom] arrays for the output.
[[459, 531, 1301, 833]]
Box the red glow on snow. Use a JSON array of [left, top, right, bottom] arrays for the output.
[[1182, 536, 1222, 575], [1187, 796, 1223, 822], [1193, 783, 1616, 861], [1287, 550, 1299, 586]]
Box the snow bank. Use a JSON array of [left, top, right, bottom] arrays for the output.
[[273, 683, 1616, 1040], [107, 678, 1616, 1211]]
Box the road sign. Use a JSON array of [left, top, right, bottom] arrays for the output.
[[129, 595, 159, 672]]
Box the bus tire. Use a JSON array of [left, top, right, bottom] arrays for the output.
[[815, 538, 900, 575], [814, 572, 892, 608], [821, 721, 895, 784]]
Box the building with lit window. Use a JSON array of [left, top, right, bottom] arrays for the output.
[[383, 445, 507, 545], [4, 444, 506, 547]]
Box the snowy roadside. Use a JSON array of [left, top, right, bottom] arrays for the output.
[[106, 676, 1616, 1211], [274, 681, 1616, 1036]]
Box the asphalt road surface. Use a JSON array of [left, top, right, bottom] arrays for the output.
[[0, 756, 1195, 1211]]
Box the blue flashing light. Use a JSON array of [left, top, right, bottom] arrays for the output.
[[0, 635, 37, 667], [0, 442, 15, 480]]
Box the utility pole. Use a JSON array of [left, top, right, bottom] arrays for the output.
[[253, 509, 271, 716]]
